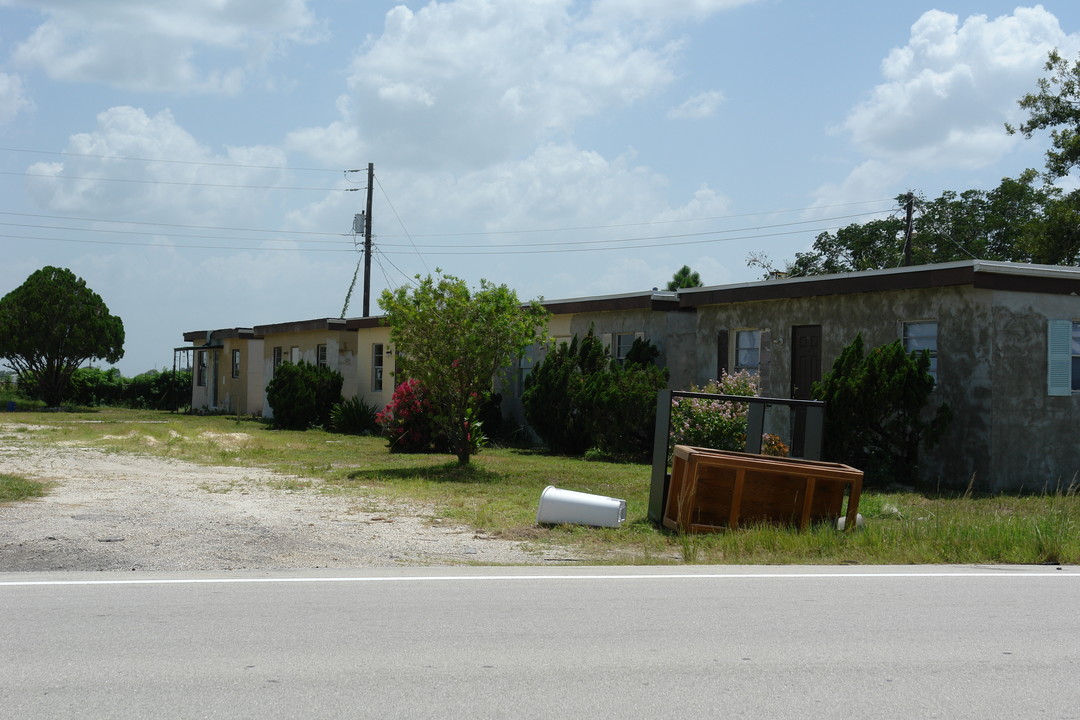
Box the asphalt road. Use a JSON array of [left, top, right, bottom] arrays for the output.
[[2, 565, 1077, 719]]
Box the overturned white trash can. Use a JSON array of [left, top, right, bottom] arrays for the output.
[[536, 486, 627, 528]]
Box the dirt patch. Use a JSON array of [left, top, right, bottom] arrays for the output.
[[0, 425, 562, 571]]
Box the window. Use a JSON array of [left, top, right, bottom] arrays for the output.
[[272, 346, 282, 374], [903, 321, 938, 381], [231, 349, 240, 378], [317, 344, 328, 368], [196, 351, 207, 387], [734, 330, 761, 374], [614, 333, 637, 363], [372, 343, 384, 392], [290, 346, 300, 364], [517, 346, 538, 397]]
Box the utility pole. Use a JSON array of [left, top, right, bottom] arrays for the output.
[[362, 162, 374, 317], [902, 192, 915, 266]]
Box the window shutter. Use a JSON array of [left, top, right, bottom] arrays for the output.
[[601, 333, 612, 355], [1048, 320, 1071, 397]]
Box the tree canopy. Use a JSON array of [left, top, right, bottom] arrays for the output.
[[379, 271, 548, 464], [1007, 49, 1080, 179], [666, 265, 703, 290], [786, 172, 1080, 276], [0, 266, 125, 407]]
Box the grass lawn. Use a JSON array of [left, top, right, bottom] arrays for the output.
[[2, 407, 1077, 565]]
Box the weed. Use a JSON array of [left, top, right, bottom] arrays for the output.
[[0, 473, 48, 502]]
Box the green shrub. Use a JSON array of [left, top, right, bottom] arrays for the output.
[[125, 369, 191, 410], [522, 330, 668, 460], [812, 334, 951, 487], [330, 395, 380, 435], [376, 378, 438, 452], [265, 361, 343, 430], [522, 332, 607, 455], [68, 367, 125, 406]]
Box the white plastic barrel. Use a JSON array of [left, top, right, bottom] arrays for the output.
[[536, 486, 627, 528]]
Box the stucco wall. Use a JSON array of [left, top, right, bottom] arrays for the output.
[[690, 286, 996, 489], [988, 290, 1080, 492], [354, 326, 394, 412], [261, 330, 358, 419]]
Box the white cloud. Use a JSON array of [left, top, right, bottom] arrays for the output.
[[810, 160, 905, 216], [0, 71, 33, 123], [8, 0, 321, 93], [341, 0, 681, 170], [668, 90, 724, 119], [587, 0, 757, 27], [842, 6, 1080, 171], [24, 106, 298, 227]]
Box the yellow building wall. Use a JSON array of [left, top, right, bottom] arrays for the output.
[[260, 330, 359, 419], [353, 325, 396, 412]]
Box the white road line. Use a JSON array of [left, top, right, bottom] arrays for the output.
[[0, 570, 1072, 587]]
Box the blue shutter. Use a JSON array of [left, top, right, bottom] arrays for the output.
[[1048, 320, 1071, 397]]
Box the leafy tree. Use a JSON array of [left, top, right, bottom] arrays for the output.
[[1007, 49, 1080, 179], [666, 265, 703, 290], [788, 174, 1080, 275], [0, 266, 124, 407], [379, 271, 548, 465], [812, 335, 951, 487], [265, 361, 343, 430]]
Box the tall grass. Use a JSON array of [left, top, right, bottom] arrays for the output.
[[2, 408, 1078, 565]]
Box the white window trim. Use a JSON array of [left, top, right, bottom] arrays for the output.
[[734, 328, 761, 375], [371, 343, 384, 393], [903, 320, 938, 382]]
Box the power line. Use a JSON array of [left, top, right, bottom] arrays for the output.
[[0, 202, 893, 246], [0, 169, 359, 192], [372, 210, 890, 250], [0, 220, 353, 246], [375, 173, 429, 274], [0, 232, 351, 252], [0, 146, 339, 173], [371, 225, 860, 256], [0, 221, 862, 255], [0, 210, 348, 238], [378, 198, 897, 238]]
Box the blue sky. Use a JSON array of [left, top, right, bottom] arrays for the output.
[[2, 0, 1079, 374]]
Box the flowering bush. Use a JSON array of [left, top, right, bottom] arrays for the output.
[[761, 433, 790, 457], [376, 379, 437, 453], [669, 371, 758, 452]]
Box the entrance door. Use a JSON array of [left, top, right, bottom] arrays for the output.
[[791, 325, 822, 456]]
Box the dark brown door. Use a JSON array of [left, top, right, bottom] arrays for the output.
[[791, 325, 822, 456]]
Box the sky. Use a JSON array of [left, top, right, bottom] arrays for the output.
[[2, 0, 1080, 375]]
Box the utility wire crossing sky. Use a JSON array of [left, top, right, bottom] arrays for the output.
[[0, 1, 1078, 373]]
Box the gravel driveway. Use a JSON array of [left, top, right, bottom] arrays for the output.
[[0, 424, 556, 572]]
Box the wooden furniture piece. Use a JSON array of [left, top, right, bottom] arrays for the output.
[[662, 445, 863, 533]]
